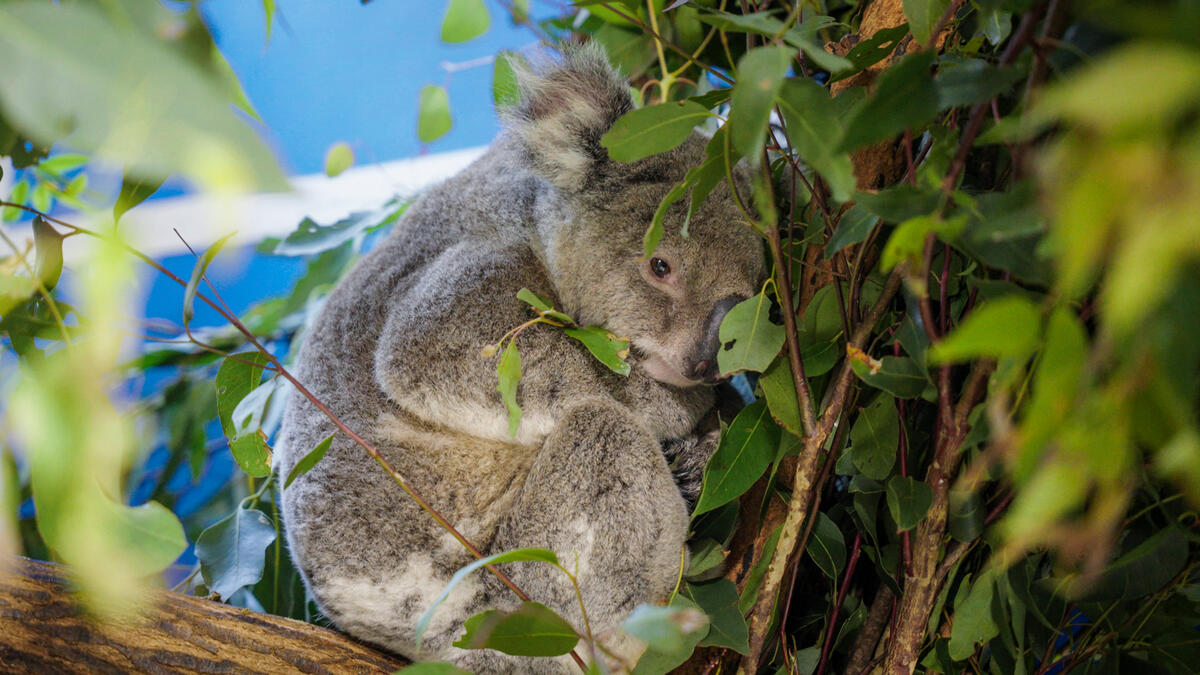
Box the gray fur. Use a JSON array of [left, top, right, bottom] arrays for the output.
[[276, 45, 765, 673]]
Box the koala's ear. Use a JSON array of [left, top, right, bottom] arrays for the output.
[[503, 44, 633, 193]]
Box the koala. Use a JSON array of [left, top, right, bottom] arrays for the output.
[[276, 45, 765, 673]]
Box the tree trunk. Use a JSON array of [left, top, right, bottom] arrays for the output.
[[0, 557, 406, 674]]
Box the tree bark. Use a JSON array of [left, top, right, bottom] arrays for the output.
[[0, 557, 406, 674]]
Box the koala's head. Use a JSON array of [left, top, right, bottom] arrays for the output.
[[506, 45, 766, 388]]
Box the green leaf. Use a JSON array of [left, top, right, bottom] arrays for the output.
[[416, 547, 560, 646], [2, 181, 28, 221], [728, 46, 793, 161], [215, 354, 272, 461], [759, 357, 804, 437], [838, 24, 910, 78], [31, 217, 63, 291], [851, 355, 929, 399], [440, 0, 490, 43], [622, 603, 709, 654], [776, 78, 856, 202], [849, 394, 899, 480], [497, 340, 522, 437], [112, 172, 164, 224], [805, 512, 846, 580], [1033, 43, 1200, 133], [37, 153, 89, 175], [645, 180, 687, 257], [886, 475, 933, 531], [285, 433, 334, 489], [682, 579, 749, 653], [856, 184, 942, 223], [601, 100, 711, 163], [880, 214, 967, 272], [194, 506, 277, 601], [632, 595, 707, 674], [262, 0, 275, 40], [564, 326, 632, 376], [936, 60, 1024, 109], [693, 401, 782, 516], [716, 291, 785, 376], [516, 287, 555, 314], [929, 295, 1041, 363], [454, 601, 578, 656], [838, 51, 938, 152], [493, 51, 522, 107], [825, 204, 879, 258], [230, 377, 280, 443], [418, 85, 453, 143], [903, 0, 950, 44], [0, 3, 287, 191], [323, 142, 354, 177], [182, 232, 234, 326], [959, 183, 1051, 286], [685, 538, 726, 578], [948, 569, 1000, 661]]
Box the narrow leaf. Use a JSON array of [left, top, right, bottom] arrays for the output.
[[497, 340, 522, 436], [285, 433, 335, 489]]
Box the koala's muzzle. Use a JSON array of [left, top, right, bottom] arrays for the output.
[[687, 295, 743, 383]]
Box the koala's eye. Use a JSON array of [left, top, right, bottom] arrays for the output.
[[650, 257, 671, 279]]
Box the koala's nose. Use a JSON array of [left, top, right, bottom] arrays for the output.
[[689, 295, 743, 382]]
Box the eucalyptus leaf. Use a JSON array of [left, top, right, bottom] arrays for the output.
[[849, 394, 899, 480], [454, 602, 578, 656], [441, 0, 490, 43], [418, 85, 452, 143], [728, 46, 793, 161], [838, 51, 938, 152], [285, 433, 334, 489], [601, 100, 711, 163], [929, 295, 1042, 363], [195, 506, 277, 601], [717, 291, 785, 376], [886, 475, 933, 531], [497, 340, 522, 437], [563, 326, 632, 376], [693, 401, 782, 516], [806, 512, 846, 580]]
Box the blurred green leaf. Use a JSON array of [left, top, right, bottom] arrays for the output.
[[777, 78, 856, 202], [37, 153, 88, 175], [0, 3, 287, 191], [929, 295, 1041, 363], [182, 232, 234, 327], [838, 24, 910, 78], [417, 547, 560, 646], [418, 85, 452, 143], [855, 184, 941, 223], [602, 100, 710, 163], [936, 60, 1024, 109], [632, 594, 707, 674], [903, 0, 950, 45], [323, 142, 355, 177], [454, 602, 578, 656], [31, 217, 63, 291], [273, 206, 403, 257], [694, 401, 782, 516], [399, 664, 471, 675], [717, 291, 785, 376], [441, 0, 490, 43], [886, 475, 933, 531], [113, 172, 165, 224], [729, 46, 793, 161], [497, 340, 522, 437], [623, 603, 709, 654], [759, 357, 804, 437], [195, 505, 277, 601]]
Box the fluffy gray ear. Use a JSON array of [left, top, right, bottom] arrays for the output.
[[503, 44, 633, 192]]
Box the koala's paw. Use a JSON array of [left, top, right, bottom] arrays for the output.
[[662, 428, 720, 511]]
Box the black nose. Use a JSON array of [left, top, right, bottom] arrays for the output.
[[689, 295, 743, 382]]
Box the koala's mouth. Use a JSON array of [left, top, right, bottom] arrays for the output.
[[631, 344, 701, 388]]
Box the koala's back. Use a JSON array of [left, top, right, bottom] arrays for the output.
[[275, 141, 557, 657]]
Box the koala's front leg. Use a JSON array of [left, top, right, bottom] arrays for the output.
[[460, 398, 689, 673]]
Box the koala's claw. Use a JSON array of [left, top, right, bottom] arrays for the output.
[[663, 428, 721, 511]]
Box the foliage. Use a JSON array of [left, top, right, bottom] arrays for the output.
[[3, 1, 1200, 674]]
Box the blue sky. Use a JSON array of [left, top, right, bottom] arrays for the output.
[[201, 0, 536, 175]]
